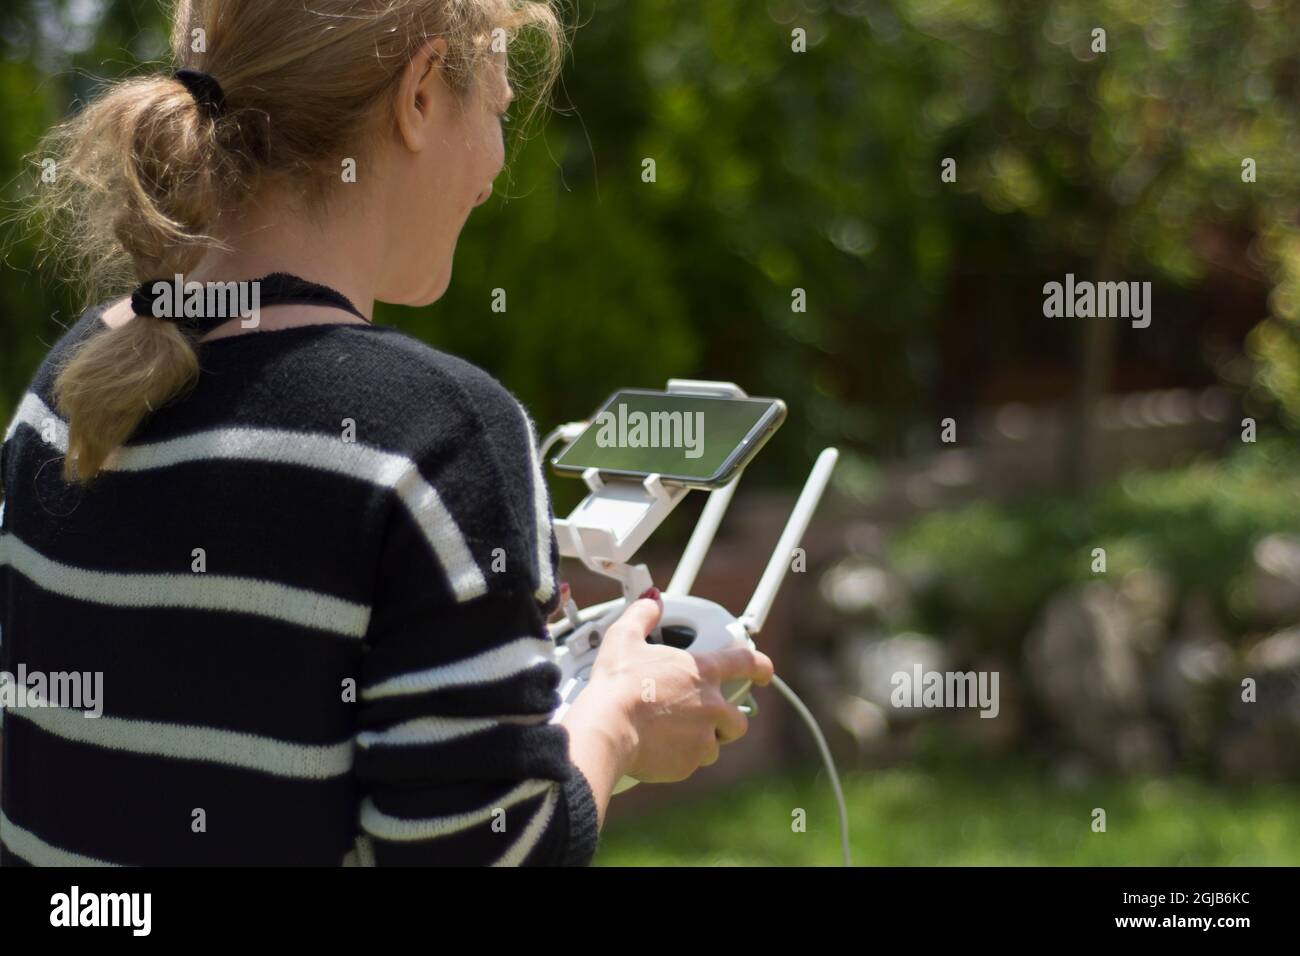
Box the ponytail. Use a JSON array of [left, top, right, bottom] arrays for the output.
[[37, 72, 235, 481], [54, 317, 200, 481]]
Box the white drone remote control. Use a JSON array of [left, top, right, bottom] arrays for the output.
[[545, 380, 839, 794], [551, 596, 757, 794]]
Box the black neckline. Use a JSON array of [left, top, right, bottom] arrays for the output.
[[129, 272, 370, 338], [96, 303, 390, 349]]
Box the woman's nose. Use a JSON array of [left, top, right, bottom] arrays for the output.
[[474, 182, 493, 206]]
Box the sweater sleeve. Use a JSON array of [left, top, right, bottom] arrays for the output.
[[352, 388, 598, 867]]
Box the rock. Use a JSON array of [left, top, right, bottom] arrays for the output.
[[1246, 533, 1300, 624], [1239, 628, 1300, 726], [1024, 580, 1172, 771], [838, 631, 949, 721], [790, 655, 899, 768], [951, 655, 1023, 751], [818, 557, 910, 621], [1245, 627, 1300, 675], [1205, 628, 1300, 781], [834, 695, 889, 749], [1118, 568, 1176, 653]]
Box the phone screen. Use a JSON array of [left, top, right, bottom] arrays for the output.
[[550, 390, 786, 486]]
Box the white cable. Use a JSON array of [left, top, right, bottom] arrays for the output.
[[770, 674, 852, 867]]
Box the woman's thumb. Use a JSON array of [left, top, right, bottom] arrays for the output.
[[609, 587, 663, 642]]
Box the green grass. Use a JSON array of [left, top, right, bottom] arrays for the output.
[[593, 762, 1300, 866]]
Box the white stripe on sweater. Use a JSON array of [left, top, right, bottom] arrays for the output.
[[0, 811, 121, 867], [361, 637, 555, 701], [360, 779, 552, 842], [493, 783, 559, 866], [5, 392, 487, 603], [356, 712, 546, 749], [4, 392, 68, 447], [0, 532, 370, 638], [516, 402, 557, 604], [6, 689, 354, 779], [342, 834, 376, 867]]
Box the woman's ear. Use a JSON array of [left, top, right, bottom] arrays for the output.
[[395, 37, 450, 152]]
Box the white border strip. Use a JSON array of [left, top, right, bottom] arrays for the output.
[[7, 690, 354, 780], [360, 779, 551, 842], [356, 712, 547, 749], [0, 533, 370, 639], [361, 637, 554, 701], [5, 393, 487, 603], [493, 784, 559, 866], [0, 811, 122, 867]]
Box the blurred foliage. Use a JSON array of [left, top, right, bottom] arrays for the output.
[[1, 0, 1298, 495], [596, 760, 1300, 865], [1249, 220, 1300, 426], [889, 439, 1300, 654]]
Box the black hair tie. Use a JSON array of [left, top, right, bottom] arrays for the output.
[[130, 282, 165, 321], [174, 68, 226, 118]]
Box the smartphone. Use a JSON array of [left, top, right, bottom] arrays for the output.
[[550, 389, 787, 488]]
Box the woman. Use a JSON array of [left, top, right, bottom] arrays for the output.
[[0, 0, 771, 866]]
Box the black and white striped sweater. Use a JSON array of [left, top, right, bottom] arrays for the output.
[[0, 303, 599, 866]]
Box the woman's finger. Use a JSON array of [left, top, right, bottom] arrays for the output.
[[714, 704, 749, 745]]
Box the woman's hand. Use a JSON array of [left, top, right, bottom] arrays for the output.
[[560, 589, 774, 825]]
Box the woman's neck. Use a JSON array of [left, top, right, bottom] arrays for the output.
[[191, 190, 383, 324]]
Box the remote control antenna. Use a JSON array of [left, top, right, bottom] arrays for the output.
[[666, 473, 742, 596], [741, 447, 839, 635]]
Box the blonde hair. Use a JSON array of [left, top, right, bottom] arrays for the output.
[[29, 0, 564, 482]]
